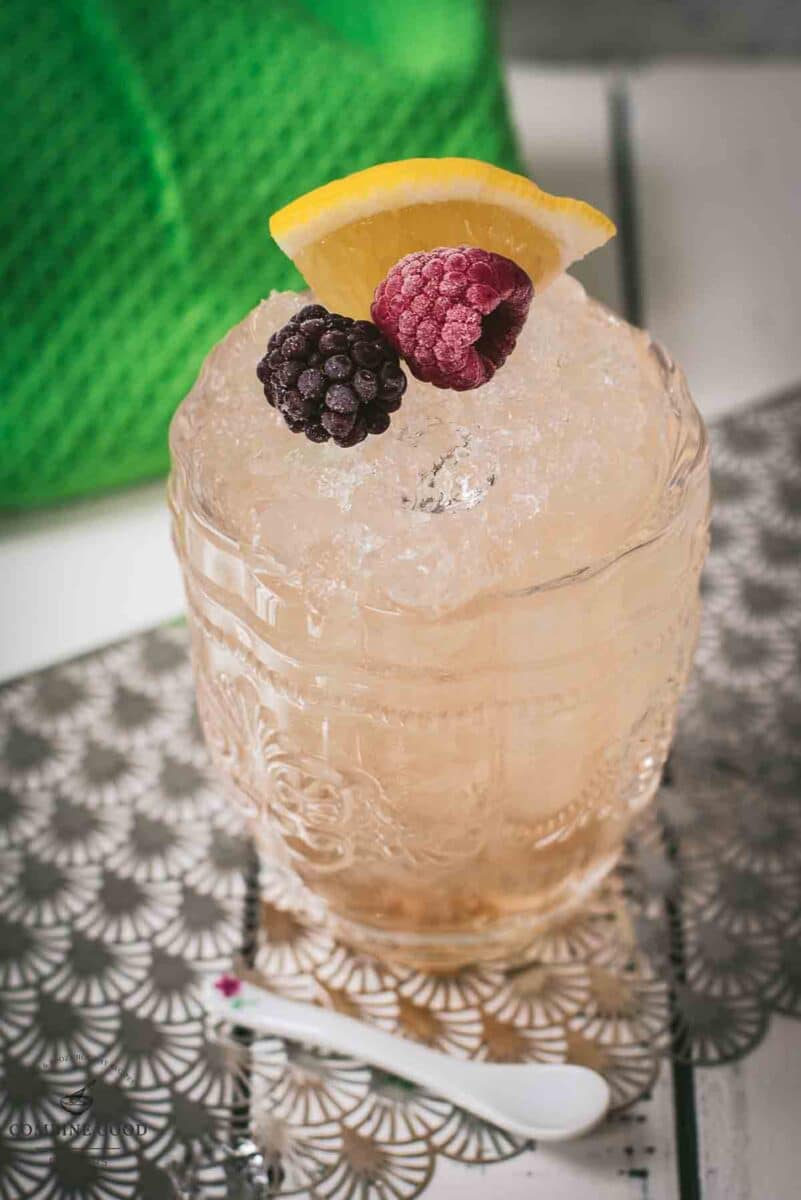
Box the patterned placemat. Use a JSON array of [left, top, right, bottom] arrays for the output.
[[1, 388, 799, 1198]]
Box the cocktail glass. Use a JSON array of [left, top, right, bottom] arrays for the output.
[[168, 279, 709, 971]]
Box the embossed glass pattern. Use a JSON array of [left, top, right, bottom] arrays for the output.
[[169, 287, 709, 970]]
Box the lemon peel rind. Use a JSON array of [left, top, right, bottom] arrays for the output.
[[270, 157, 616, 270]]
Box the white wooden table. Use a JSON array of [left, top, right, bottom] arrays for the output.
[[1, 60, 800, 1200]]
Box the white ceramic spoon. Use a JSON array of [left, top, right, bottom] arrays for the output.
[[203, 979, 610, 1142]]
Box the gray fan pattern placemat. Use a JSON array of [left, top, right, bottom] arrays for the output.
[[1, 389, 800, 1199]]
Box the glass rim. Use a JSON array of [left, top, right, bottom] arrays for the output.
[[168, 353, 709, 619], [490, 396, 709, 604]]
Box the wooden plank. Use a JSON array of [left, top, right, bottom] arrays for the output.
[[694, 1020, 801, 1200], [630, 62, 801, 1199], [630, 64, 801, 419], [505, 64, 622, 312]]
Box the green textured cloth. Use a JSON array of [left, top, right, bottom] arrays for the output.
[[0, 0, 520, 508]]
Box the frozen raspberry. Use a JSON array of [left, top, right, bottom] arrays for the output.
[[371, 247, 533, 391], [257, 305, 407, 446]]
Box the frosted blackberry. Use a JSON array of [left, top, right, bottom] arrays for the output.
[[257, 304, 407, 446]]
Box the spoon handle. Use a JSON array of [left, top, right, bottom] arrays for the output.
[[206, 979, 476, 1090], [203, 980, 609, 1141]]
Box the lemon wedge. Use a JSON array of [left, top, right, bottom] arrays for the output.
[[270, 157, 615, 318]]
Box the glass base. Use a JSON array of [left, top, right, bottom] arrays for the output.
[[297, 849, 623, 974]]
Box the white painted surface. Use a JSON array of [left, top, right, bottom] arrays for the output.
[[505, 64, 622, 313], [0, 480, 183, 682], [630, 64, 801, 419], [694, 1019, 801, 1200], [399, 1072, 679, 1199]]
